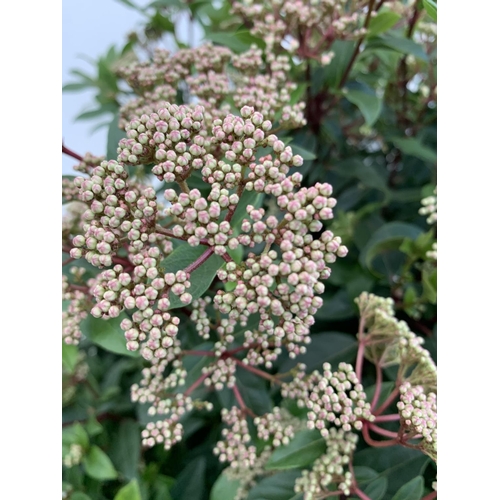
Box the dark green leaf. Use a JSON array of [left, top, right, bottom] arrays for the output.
[[171, 457, 206, 500], [422, 267, 437, 304], [231, 189, 265, 234], [159, 244, 223, 309], [315, 289, 357, 321], [366, 35, 429, 62], [266, 430, 326, 470], [344, 89, 383, 127], [324, 40, 357, 88], [362, 476, 388, 500], [391, 137, 437, 163], [367, 11, 401, 37], [62, 423, 89, 451], [114, 479, 142, 500], [76, 104, 118, 121], [290, 143, 317, 160], [247, 470, 302, 500], [353, 466, 380, 485], [205, 30, 264, 53], [391, 476, 424, 500], [80, 314, 139, 357], [359, 222, 423, 275], [83, 445, 118, 480], [423, 0, 437, 22], [236, 365, 273, 415], [278, 332, 357, 374], [71, 494, 93, 500], [109, 420, 141, 480], [210, 472, 241, 500]]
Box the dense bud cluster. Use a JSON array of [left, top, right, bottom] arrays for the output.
[[131, 350, 213, 451], [281, 362, 373, 435], [254, 407, 302, 447], [397, 382, 437, 461], [63, 444, 84, 468], [355, 292, 437, 392], [294, 428, 358, 498]]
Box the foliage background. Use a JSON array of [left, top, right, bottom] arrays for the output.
[[44, 0, 491, 500]]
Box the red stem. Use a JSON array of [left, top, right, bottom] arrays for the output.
[[232, 384, 256, 417], [353, 485, 373, 500], [370, 362, 383, 410], [362, 424, 399, 448], [422, 491, 437, 500], [373, 386, 400, 416], [233, 358, 282, 384], [62, 143, 84, 162], [185, 247, 214, 274], [184, 372, 210, 396], [368, 422, 399, 439], [374, 414, 400, 422], [355, 341, 365, 381], [182, 350, 216, 357]]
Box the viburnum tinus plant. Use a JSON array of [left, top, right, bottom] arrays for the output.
[[62, 1, 437, 499]]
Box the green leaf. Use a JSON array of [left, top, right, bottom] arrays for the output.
[[423, 0, 437, 22], [391, 137, 437, 163], [266, 430, 326, 470], [114, 479, 142, 500], [278, 332, 357, 374], [80, 314, 139, 357], [62, 342, 79, 373], [362, 476, 388, 500], [205, 30, 264, 53], [231, 189, 264, 234], [289, 143, 317, 160], [107, 113, 127, 160], [359, 222, 423, 275], [76, 104, 118, 121], [159, 244, 223, 309], [210, 472, 241, 500], [422, 267, 437, 304], [353, 466, 380, 485], [323, 40, 357, 88], [82, 445, 118, 480], [62, 423, 89, 451], [366, 35, 429, 62], [71, 494, 93, 500], [171, 457, 206, 500], [62, 82, 93, 92], [109, 420, 141, 480], [367, 11, 401, 37], [391, 476, 424, 500], [344, 89, 383, 127], [150, 11, 175, 32], [315, 289, 357, 321], [247, 470, 302, 500]]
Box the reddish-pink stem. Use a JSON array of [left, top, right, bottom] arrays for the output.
[[374, 414, 401, 422], [62, 144, 84, 162], [373, 386, 401, 416], [232, 384, 256, 417], [155, 225, 210, 246], [355, 341, 365, 380], [184, 372, 210, 396], [233, 358, 282, 384], [182, 350, 216, 357], [353, 485, 373, 500], [362, 424, 399, 448], [368, 422, 399, 439], [185, 247, 214, 274]]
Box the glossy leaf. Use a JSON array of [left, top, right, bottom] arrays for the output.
[[62, 342, 79, 373], [362, 476, 388, 500], [114, 479, 142, 500], [80, 314, 139, 357], [109, 420, 141, 480], [247, 470, 302, 500], [344, 89, 383, 127], [391, 137, 437, 163], [289, 143, 317, 160], [83, 445, 118, 480], [324, 40, 357, 88], [266, 430, 326, 470], [159, 244, 223, 309], [367, 35, 429, 62], [367, 11, 401, 37], [391, 476, 424, 500], [210, 472, 240, 500]]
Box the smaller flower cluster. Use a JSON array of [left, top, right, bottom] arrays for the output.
[[63, 444, 84, 468], [397, 382, 437, 461], [281, 362, 373, 436], [131, 353, 213, 451], [214, 406, 257, 468], [254, 407, 302, 448], [355, 292, 437, 392], [74, 152, 105, 174], [62, 269, 92, 345], [294, 428, 358, 499]]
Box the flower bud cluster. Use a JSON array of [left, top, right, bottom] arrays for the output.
[[62, 177, 81, 203], [214, 406, 257, 468], [63, 444, 84, 468], [74, 152, 105, 174], [254, 407, 301, 447], [419, 187, 437, 225], [202, 356, 237, 391], [397, 381, 437, 461], [281, 362, 373, 436], [62, 271, 92, 345], [355, 292, 437, 392], [231, 0, 368, 60], [131, 353, 213, 451], [70, 160, 159, 267], [62, 202, 87, 244], [294, 428, 358, 498]]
